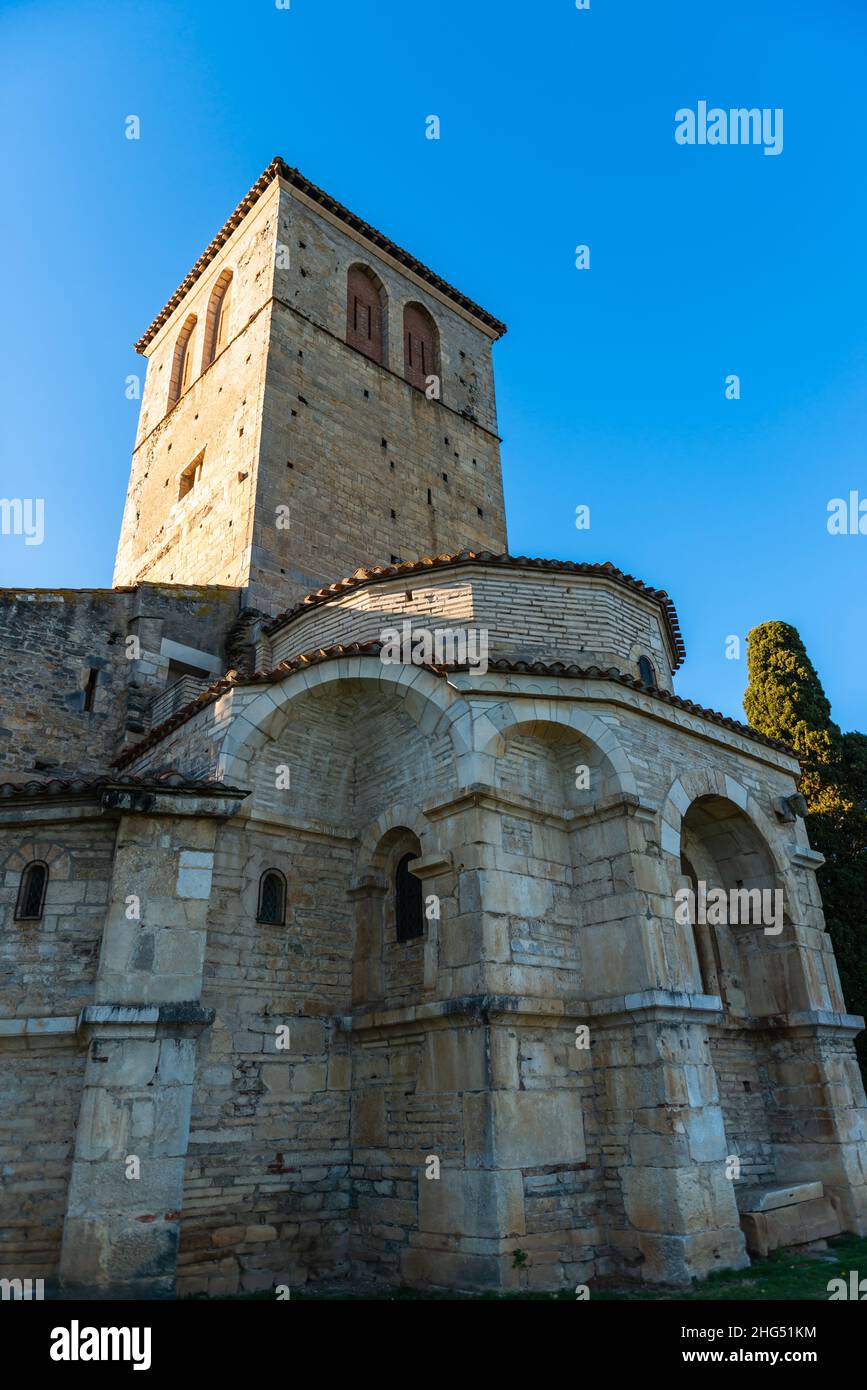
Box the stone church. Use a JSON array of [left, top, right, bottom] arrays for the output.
[[1, 157, 865, 1298]]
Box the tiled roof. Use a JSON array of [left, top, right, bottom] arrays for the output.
[[112, 641, 794, 771], [0, 770, 249, 802], [264, 551, 688, 671], [135, 157, 507, 353]]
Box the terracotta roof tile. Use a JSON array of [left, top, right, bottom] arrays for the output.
[[135, 158, 506, 354], [0, 770, 249, 802], [264, 551, 688, 671], [112, 641, 794, 771]]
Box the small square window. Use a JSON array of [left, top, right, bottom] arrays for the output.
[[178, 450, 205, 501]]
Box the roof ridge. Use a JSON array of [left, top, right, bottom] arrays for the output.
[[135, 157, 506, 353], [111, 641, 794, 772], [0, 769, 249, 801], [262, 550, 687, 669]]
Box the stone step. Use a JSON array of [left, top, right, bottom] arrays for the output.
[[740, 1196, 842, 1258], [738, 1181, 824, 1214]]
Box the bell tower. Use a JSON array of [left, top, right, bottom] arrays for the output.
[[114, 158, 508, 616]]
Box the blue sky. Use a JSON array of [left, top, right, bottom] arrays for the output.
[[1, 0, 865, 731]]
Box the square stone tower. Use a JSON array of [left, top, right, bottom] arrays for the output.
[[113, 159, 509, 616]]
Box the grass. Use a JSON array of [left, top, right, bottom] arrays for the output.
[[206, 1233, 867, 1301]]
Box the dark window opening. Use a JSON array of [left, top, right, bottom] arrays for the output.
[[178, 450, 204, 501], [15, 862, 48, 921], [637, 655, 656, 687], [395, 853, 424, 942], [83, 668, 99, 712], [257, 869, 286, 926], [167, 658, 210, 682]]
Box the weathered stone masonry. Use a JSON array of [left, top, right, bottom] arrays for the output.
[[1, 159, 865, 1297]]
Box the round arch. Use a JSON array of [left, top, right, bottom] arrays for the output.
[[217, 656, 473, 792], [659, 767, 801, 924], [475, 701, 638, 799]]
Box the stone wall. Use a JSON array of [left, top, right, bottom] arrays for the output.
[[176, 819, 355, 1295], [114, 173, 508, 617], [113, 181, 280, 597], [266, 565, 677, 687], [0, 584, 239, 780], [0, 815, 115, 1280]]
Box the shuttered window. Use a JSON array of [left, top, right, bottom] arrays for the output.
[[346, 265, 385, 363], [403, 303, 439, 393]]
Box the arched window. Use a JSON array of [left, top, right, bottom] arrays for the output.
[[202, 270, 233, 369], [15, 861, 48, 921], [346, 264, 386, 364], [395, 853, 424, 942], [257, 869, 286, 926], [403, 302, 440, 394], [637, 655, 656, 687], [168, 314, 197, 408]]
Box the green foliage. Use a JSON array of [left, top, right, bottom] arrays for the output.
[[745, 622, 867, 1073]]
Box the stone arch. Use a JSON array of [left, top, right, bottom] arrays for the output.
[[351, 816, 429, 1009], [356, 803, 430, 876], [476, 701, 638, 802], [659, 768, 805, 1020], [659, 768, 794, 901], [219, 657, 472, 793]]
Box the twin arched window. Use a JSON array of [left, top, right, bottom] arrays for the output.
[[167, 269, 234, 411], [346, 264, 386, 364], [15, 862, 48, 921], [257, 868, 286, 926], [203, 270, 233, 369], [403, 302, 440, 392], [168, 314, 197, 408], [345, 267, 441, 395], [395, 853, 424, 942]]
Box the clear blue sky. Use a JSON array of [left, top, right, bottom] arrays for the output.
[[1, 0, 865, 731]]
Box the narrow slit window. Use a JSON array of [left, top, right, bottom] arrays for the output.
[[83, 668, 99, 712]]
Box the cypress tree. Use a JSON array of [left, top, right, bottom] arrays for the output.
[[745, 621, 867, 1073]]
